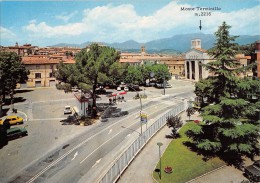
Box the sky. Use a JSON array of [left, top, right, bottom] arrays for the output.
[[1, 0, 260, 46]]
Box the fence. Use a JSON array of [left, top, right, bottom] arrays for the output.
[[98, 101, 186, 183]]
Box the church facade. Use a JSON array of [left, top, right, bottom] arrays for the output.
[[185, 39, 213, 81]]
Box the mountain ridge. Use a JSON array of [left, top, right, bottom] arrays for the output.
[[50, 33, 260, 53]]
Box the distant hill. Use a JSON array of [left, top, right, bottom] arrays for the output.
[[50, 33, 260, 53]]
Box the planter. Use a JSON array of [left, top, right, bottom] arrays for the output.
[[164, 166, 173, 173]]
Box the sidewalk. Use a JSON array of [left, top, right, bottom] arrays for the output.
[[117, 112, 248, 183]]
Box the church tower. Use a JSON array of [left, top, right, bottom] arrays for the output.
[[141, 45, 146, 55], [191, 39, 201, 49]]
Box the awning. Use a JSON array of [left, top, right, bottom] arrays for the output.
[[119, 91, 127, 95], [107, 93, 117, 97]]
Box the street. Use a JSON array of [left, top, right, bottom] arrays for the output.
[[0, 79, 195, 183]]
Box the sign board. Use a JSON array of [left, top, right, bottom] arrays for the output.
[[140, 113, 148, 123]]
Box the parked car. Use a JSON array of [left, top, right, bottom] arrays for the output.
[[128, 85, 140, 91], [71, 87, 79, 92], [64, 106, 73, 115], [156, 83, 172, 88], [244, 160, 260, 182], [165, 84, 172, 88], [124, 87, 129, 91], [96, 88, 106, 94], [7, 127, 28, 140], [0, 115, 23, 126], [117, 86, 122, 91]]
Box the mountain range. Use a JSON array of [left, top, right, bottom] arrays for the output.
[[51, 33, 260, 53]]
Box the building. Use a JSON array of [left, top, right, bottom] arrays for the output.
[[17, 55, 75, 88], [185, 39, 254, 81], [0, 43, 80, 88], [251, 40, 260, 78], [120, 46, 185, 77], [185, 39, 213, 81], [235, 54, 252, 77], [0, 43, 39, 56]]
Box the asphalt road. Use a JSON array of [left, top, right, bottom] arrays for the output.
[[13, 99, 183, 183], [0, 79, 195, 183]]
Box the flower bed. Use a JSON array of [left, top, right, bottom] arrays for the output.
[[164, 166, 173, 173]]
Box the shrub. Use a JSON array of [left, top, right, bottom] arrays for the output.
[[166, 115, 183, 138]]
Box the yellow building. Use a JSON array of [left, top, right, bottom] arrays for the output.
[[119, 47, 185, 77], [18, 56, 75, 88]]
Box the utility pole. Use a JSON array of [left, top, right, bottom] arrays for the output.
[[157, 142, 163, 179], [163, 77, 165, 95]]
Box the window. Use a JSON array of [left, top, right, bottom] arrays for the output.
[[174, 66, 176, 69], [36, 65, 40, 69], [35, 73, 41, 78], [49, 72, 54, 78]]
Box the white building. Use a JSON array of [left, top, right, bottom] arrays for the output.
[[185, 39, 213, 81]]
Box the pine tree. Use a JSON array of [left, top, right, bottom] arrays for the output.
[[186, 22, 259, 164]]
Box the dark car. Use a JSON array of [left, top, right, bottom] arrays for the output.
[[244, 160, 260, 182], [7, 127, 28, 140], [95, 88, 106, 95]]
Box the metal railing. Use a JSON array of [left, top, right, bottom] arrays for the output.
[[98, 102, 186, 183]]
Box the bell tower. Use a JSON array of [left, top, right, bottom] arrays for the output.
[[191, 39, 201, 49], [141, 45, 146, 55]]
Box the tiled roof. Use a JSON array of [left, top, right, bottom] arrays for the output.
[[235, 54, 251, 60], [63, 59, 76, 64], [22, 56, 60, 65], [194, 48, 207, 53], [119, 59, 141, 63]]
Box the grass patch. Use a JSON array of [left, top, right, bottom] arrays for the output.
[[153, 122, 225, 183]]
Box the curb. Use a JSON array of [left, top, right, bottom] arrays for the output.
[[186, 165, 227, 183]]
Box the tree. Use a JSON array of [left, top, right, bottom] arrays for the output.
[[124, 65, 143, 85], [75, 44, 120, 117], [109, 62, 128, 85], [186, 107, 195, 120], [186, 22, 260, 164], [153, 64, 171, 83], [166, 115, 183, 138], [0, 51, 29, 103], [55, 62, 79, 87]]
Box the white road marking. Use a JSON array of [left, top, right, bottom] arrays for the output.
[[108, 129, 112, 134], [125, 134, 131, 138], [92, 158, 102, 168], [71, 151, 78, 161], [32, 118, 65, 121], [31, 98, 75, 104], [17, 110, 28, 122], [26, 101, 180, 183]]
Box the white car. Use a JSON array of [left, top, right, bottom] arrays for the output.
[[117, 86, 122, 91], [64, 106, 72, 115], [165, 84, 172, 88], [124, 87, 129, 91]]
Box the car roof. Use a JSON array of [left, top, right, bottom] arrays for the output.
[[6, 115, 18, 118], [65, 105, 71, 108], [245, 165, 260, 175]]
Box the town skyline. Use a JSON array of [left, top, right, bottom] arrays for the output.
[[1, 0, 260, 46]]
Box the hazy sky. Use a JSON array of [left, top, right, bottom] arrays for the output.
[[1, 0, 260, 46]]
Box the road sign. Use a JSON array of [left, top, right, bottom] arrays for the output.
[[140, 113, 148, 123]]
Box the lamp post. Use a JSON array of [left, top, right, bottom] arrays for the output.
[[163, 76, 166, 95], [128, 85, 143, 134], [157, 142, 163, 179]]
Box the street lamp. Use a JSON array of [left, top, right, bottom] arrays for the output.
[[157, 142, 163, 179], [128, 85, 143, 134], [163, 76, 166, 95]]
